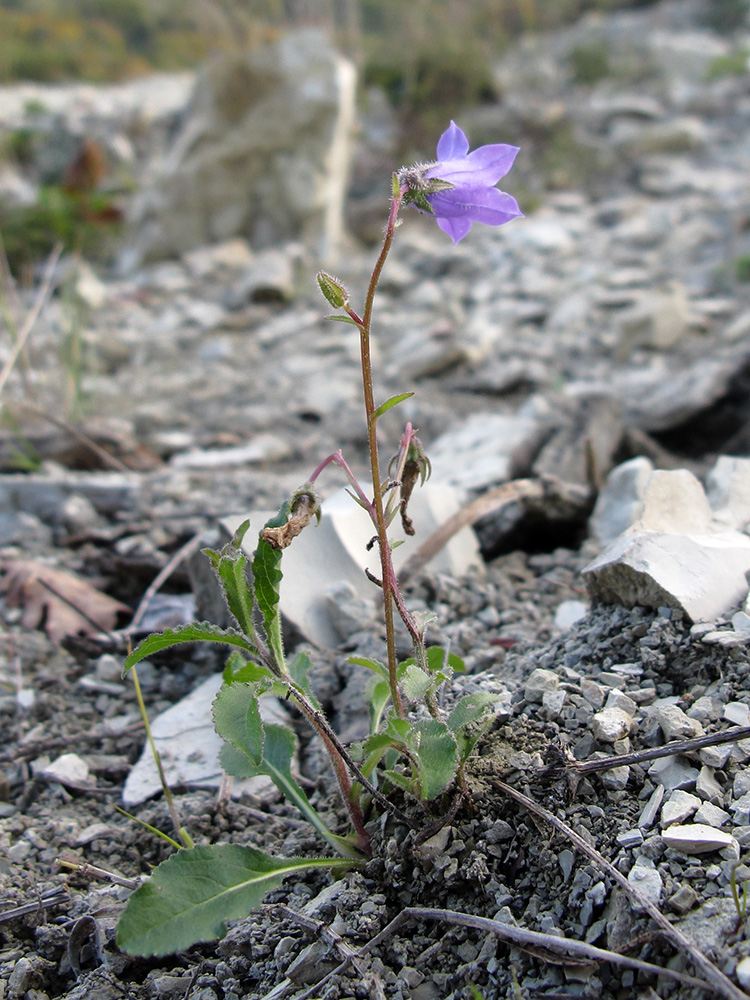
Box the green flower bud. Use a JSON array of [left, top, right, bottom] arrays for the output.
[[316, 271, 350, 310]]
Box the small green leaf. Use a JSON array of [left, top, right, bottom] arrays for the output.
[[116, 844, 353, 957], [348, 655, 389, 681], [123, 623, 258, 675], [326, 314, 362, 327], [251, 504, 289, 672], [366, 677, 391, 735], [213, 683, 264, 766], [288, 650, 321, 711], [371, 392, 415, 421], [408, 719, 459, 800], [447, 692, 499, 734], [204, 522, 257, 641], [400, 663, 432, 703], [216, 699, 362, 860]]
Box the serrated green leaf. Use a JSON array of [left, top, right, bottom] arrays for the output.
[[116, 844, 352, 957], [348, 655, 389, 681], [400, 663, 432, 703], [371, 392, 415, 421], [223, 660, 274, 684], [204, 522, 257, 641], [123, 623, 258, 675], [213, 683, 264, 766], [251, 504, 289, 672], [408, 719, 458, 800]]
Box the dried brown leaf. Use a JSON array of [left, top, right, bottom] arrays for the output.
[[1, 560, 130, 646]]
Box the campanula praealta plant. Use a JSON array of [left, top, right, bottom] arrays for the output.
[[117, 121, 522, 958]]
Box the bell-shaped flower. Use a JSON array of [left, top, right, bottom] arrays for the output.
[[401, 121, 522, 244]]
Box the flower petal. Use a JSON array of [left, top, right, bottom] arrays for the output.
[[435, 215, 472, 244], [435, 120, 469, 161], [427, 144, 520, 187], [428, 186, 523, 226]]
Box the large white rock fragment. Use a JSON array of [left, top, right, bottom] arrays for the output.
[[585, 466, 750, 621], [661, 823, 736, 855], [123, 673, 292, 807], [119, 30, 356, 270], [223, 482, 482, 649], [583, 529, 750, 623], [589, 456, 654, 546]]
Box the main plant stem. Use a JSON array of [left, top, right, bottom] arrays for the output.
[[356, 186, 405, 718]]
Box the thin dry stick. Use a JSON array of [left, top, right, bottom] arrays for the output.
[[567, 725, 750, 777], [400, 476, 592, 583], [399, 479, 542, 583], [271, 904, 386, 1000], [0, 886, 69, 924], [491, 777, 750, 1000], [11, 400, 131, 472], [0, 243, 62, 401], [56, 858, 140, 891], [298, 905, 711, 998]]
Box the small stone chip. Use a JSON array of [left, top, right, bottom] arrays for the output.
[[661, 823, 736, 855], [592, 706, 634, 743]]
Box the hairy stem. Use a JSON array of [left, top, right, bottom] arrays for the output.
[[358, 185, 406, 717]]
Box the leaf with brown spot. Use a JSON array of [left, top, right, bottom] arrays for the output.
[[1, 560, 130, 646]]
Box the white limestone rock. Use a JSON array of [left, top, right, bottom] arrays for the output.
[[660, 790, 700, 828], [589, 456, 653, 546], [583, 529, 750, 623], [592, 706, 634, 743], [119, 31, 356, 270], [661, 823, 736, 855], [627, 857, 663, 910]]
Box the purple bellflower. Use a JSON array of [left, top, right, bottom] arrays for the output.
[[399, 121, 522, 244]]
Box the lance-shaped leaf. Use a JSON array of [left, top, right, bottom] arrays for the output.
[[123, 623, 258, 675], [116, 844, 353, 957], [251, 504, 289, 672], [204, 520, 256, 641], [371, 392, 415, 422]]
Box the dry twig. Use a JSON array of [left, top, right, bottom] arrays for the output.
[[491, 777, 750, 1000]]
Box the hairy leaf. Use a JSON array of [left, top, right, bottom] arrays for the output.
[[400, 663, 432, 703], [215, 694, 361, 860], [251, 505, 289, 672], [447, 692, 499, 734], [366, 677, 391, 735], [123, 623, 257, 675], [204, 521, 256, 641], [408, 719, 458, 800], [348, 655, 388, 681], [288, 650, 320, 711], [213, 682, 264, 766], [116, 844, 352, 957]]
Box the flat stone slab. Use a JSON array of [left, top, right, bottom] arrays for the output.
[[661, 823, 736, 855]]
